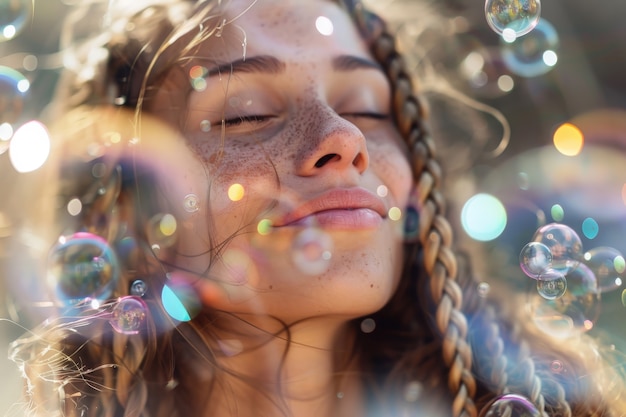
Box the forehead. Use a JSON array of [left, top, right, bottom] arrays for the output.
[[198, 0, 370, 63]]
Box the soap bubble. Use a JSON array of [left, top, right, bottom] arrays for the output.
[[0, 0, 33, 42], [183, 194, 199, 213], [519, 241, 552, 278], [532, 223, 582, 275], [292, 227, 333, 275], [48, 233, 120, 306], [484, 0, 541, 38], [500, 19, 559, 78], [479, 393, 540, 417], [130, 279, 147, 297], [110, 296, 148, 335], [537, 275, 567, 300], [583, 247, 625, 293], [0, 66, 29, 124], [531, 263, 600, 336]]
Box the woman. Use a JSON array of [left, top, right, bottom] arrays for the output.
[[7, 0, 626, 416]]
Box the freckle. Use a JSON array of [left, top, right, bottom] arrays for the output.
[[208, 153, 218, 164], [269, 285, 273, 290], [370, 284, 373, 288]]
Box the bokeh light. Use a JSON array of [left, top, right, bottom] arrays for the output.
[[388, 207, 402, 221], [581, 217, 599, 239], [257, 218, 272, 235], [553, 123, 584, 156], [228, 183, 245, 202], [550, 204, 564, 221], [0, 66, 29, 124], [9, 121, 51, 173], [461, 193, 507, 241], [292, 227, 333, 275], [315, 16, 334, 36], [161, 282, 200, 322]]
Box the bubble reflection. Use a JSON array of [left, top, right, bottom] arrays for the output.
[[500, 19, 559, 78], [110, 296, 147, 335], [485, 0, 541, 37], [48, 233, 120, 307], [0, 0, 33, 41]]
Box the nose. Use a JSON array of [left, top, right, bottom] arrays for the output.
[[294, 105, 370, 177]]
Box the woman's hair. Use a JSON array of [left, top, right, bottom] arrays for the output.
[[7, 1, 626, 416]]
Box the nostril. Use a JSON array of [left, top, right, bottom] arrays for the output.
[[314, 153, 339, 168]]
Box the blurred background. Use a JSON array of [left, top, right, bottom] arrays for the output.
[[1, 0, 626, 414]]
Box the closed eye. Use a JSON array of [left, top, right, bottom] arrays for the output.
[[341, 112, 389, 120], [223, 115, 275, 127]]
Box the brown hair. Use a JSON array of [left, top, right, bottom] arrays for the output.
[[8, 1, 626, 416]]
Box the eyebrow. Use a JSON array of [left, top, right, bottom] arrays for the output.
[[205, 54, 381, 77]]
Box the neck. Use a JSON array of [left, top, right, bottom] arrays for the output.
[[203, 313, 365, 417]]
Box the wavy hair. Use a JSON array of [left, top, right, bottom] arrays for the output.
[[7, 1, 626, 416]]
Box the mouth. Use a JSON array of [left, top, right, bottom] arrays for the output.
[[272, 188, 388, 230]]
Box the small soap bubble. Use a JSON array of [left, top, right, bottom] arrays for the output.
[[479, 393, 541, 417], [484, 0, 541, 37], [583, 247, 625, 293], [621, 289, 626, 307], [360, 318, 376, 334], [110, 296, 147, 335], [292, 227, 333, 275], [537, 275, 567, 300], [500, 19, 559, 78], [130, 279, 147, 297], [0, 0, 33, 42], [532, 223, 582, 275], [183, 194, 199, 213], [48, 232, 120, 306], [550, 360, 564, 374], [200, 120, 211, 132], [0, 66, 29, 124], [477, 282, 491, 298], [519, 241, 552, 278]]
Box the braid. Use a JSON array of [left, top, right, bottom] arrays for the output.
[[348, 6, 478, 415]]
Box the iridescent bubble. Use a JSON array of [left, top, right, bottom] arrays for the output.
[[519, 241, 552, 278], [110, 296, 147, 335], [0, 0, 33, 41], [48, 233, 120, 306], [537, 275, 567, 300], [130, 279, 147, 297], [532, 223, 582, 274], [161, 281, 201, 322], [484, 0, 541, 37], [566, 263, 598, 297], [0, 66, 29, 124], [500, 19, 559, 78], [292, 227, 333, 275], [479, 393, 541, 417], [183, 194, 199, 213], [583, 246, 625, 293]]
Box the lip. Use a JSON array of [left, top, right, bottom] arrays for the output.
[[273, 188, 388, 230]]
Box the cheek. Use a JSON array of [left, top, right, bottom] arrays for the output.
[[368, 139, 413, 206]]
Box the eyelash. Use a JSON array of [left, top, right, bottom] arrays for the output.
[[222, 112, 388, 127]]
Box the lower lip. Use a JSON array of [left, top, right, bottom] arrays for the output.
[[290, 208, 383, 230]]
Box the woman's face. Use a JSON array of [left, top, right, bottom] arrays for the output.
[[149, 0, 413, 322]]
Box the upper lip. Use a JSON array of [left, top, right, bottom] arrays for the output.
[[273, 187, 388, 227]]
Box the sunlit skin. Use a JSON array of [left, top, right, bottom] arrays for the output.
[[145, 0, 413, 415]]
